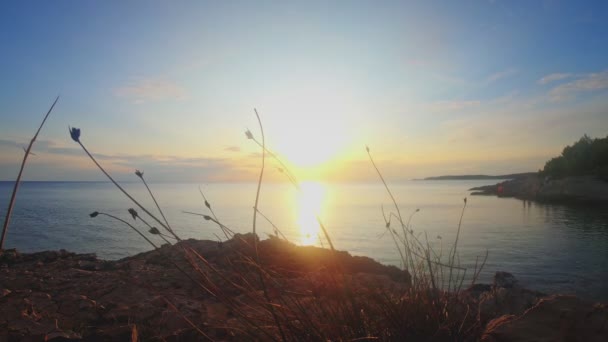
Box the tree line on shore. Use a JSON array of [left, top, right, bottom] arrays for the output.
[[541, 134, 608, 181]]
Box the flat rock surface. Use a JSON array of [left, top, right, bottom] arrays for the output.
[[2, 237, 606, 341], [0, 234, 408, 341]]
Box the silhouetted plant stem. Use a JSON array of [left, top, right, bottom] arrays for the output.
[[182, 211, 235, 239], [247, 134, 300, 191], [424, 232, 437, 291], [255, 208, 289, 241], [70, 131, 181, 241], [1, 96, 59, 250], [471, 249, 489, 286], [448, 198, 467, 292], [251, 109, 287, 342], [247, 128, 339, 252], [197, 186, 232, 239], [365, 146, 410, 273], [129, 208, 172, 245], [136, 170, 175, 236], [93, 211, 158, 249]]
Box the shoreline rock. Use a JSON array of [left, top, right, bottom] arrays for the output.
[[469, 175, 608, 204], [1, 237, 606, 340], [0, 235, 410, 341]]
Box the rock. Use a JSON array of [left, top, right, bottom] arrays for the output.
[[3, 236, 603, 341], [494, 271, 518, 289], [464, 283, 492, 298], [470, 175, 608, 203], [481, 295, 608, 342], [478, 272, 545, 324], [537, 176, 608, 202], [0, 248, 20, 264], [91, 324, 137, 341]]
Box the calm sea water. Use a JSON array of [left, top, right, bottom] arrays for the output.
[[1, 181, 607, 301]]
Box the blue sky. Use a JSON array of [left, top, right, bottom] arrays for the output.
[[1, 0, 607, 181]]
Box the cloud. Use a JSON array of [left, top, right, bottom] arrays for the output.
[[427, 100, 481, 112], [0, 139, 21, 149], [437, 95, 608, 154], [548, 70, 608, 101], [114, 79, 188, 103], [486, 68, 518, 83], [224, 146, 241, 152], [0, 137, 257, 182], [537, 73, 574, 85]]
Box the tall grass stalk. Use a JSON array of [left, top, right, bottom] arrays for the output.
[[75, 112, 490, 340], [90, 211, 159, 249], [250, 109, 287, 341], [1, 96, 59, 249], [128, 208, 173, 245], [135, 170, 175, 235], [366, 146, 416, 278], [447, 198, 467, 292], [69, 127, 180, 241]]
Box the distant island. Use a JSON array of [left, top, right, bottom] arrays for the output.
[[418, 172, 536, 181]]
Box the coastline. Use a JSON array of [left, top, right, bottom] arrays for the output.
[[1, 234, 606, 341], [469, 175, 608, 204]]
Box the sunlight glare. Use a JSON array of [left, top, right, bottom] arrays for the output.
[[263, 77, 356, 169], [296, 182, 326, 245]]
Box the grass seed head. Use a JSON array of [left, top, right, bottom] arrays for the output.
[[245, 129, 254, 140], [128, 208, 138, 220], [69, 127, 81, 142]]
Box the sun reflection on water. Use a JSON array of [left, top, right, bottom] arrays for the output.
[[296, 182, 326, 245]]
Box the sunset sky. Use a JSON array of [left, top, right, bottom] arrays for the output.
[[1, 1, 607, 182]]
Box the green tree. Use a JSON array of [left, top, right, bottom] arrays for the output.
[[541, 134, 608, 180]]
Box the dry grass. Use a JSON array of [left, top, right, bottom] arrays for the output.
[[1, 97, 59, 249], [65, 110, 489, 341]]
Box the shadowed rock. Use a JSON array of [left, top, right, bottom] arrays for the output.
[[0, 234, 410, 341]]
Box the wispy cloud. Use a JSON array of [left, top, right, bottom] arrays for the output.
[[0, 138, 255, 182], [486, 68, 518, 83], [438, 95, 608, 153], [426, 100, 481, 112], [537, 73, 574, 85], [548, 70, 608, 101], [224, 146, 241, 152], [114, 79, 188, 103]]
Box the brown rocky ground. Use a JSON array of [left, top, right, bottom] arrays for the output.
[[0, 234, 410, 341], [1, 234, 606, 341]]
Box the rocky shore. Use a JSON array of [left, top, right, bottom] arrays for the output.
[[470, 175, 608, 203], [1, 235, 606, 341]]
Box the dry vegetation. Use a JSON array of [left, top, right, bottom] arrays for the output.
[[1, 106, 493, 341], [57, 110, 490, 341]]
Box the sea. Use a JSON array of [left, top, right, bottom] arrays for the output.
[[1, 180, 607, 301]]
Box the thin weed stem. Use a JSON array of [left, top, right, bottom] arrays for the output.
[[447, 199, 467, 292], [1, 96, 59, 249], [136, 171, 175, 235], [251, 109, 287, 342], [95, 212, 158, 249], [73, 136, 181, 241], [255, 208, 289, 241]]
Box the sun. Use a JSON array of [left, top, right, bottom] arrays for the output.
[[261, 76, 356, 168], [274, 122, 348, 168]]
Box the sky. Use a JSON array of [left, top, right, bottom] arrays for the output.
[[1, 0, 607, 182]]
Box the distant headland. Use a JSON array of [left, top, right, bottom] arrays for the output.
[[417, 172, 535, 181], [468, 135, 608, 203]]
